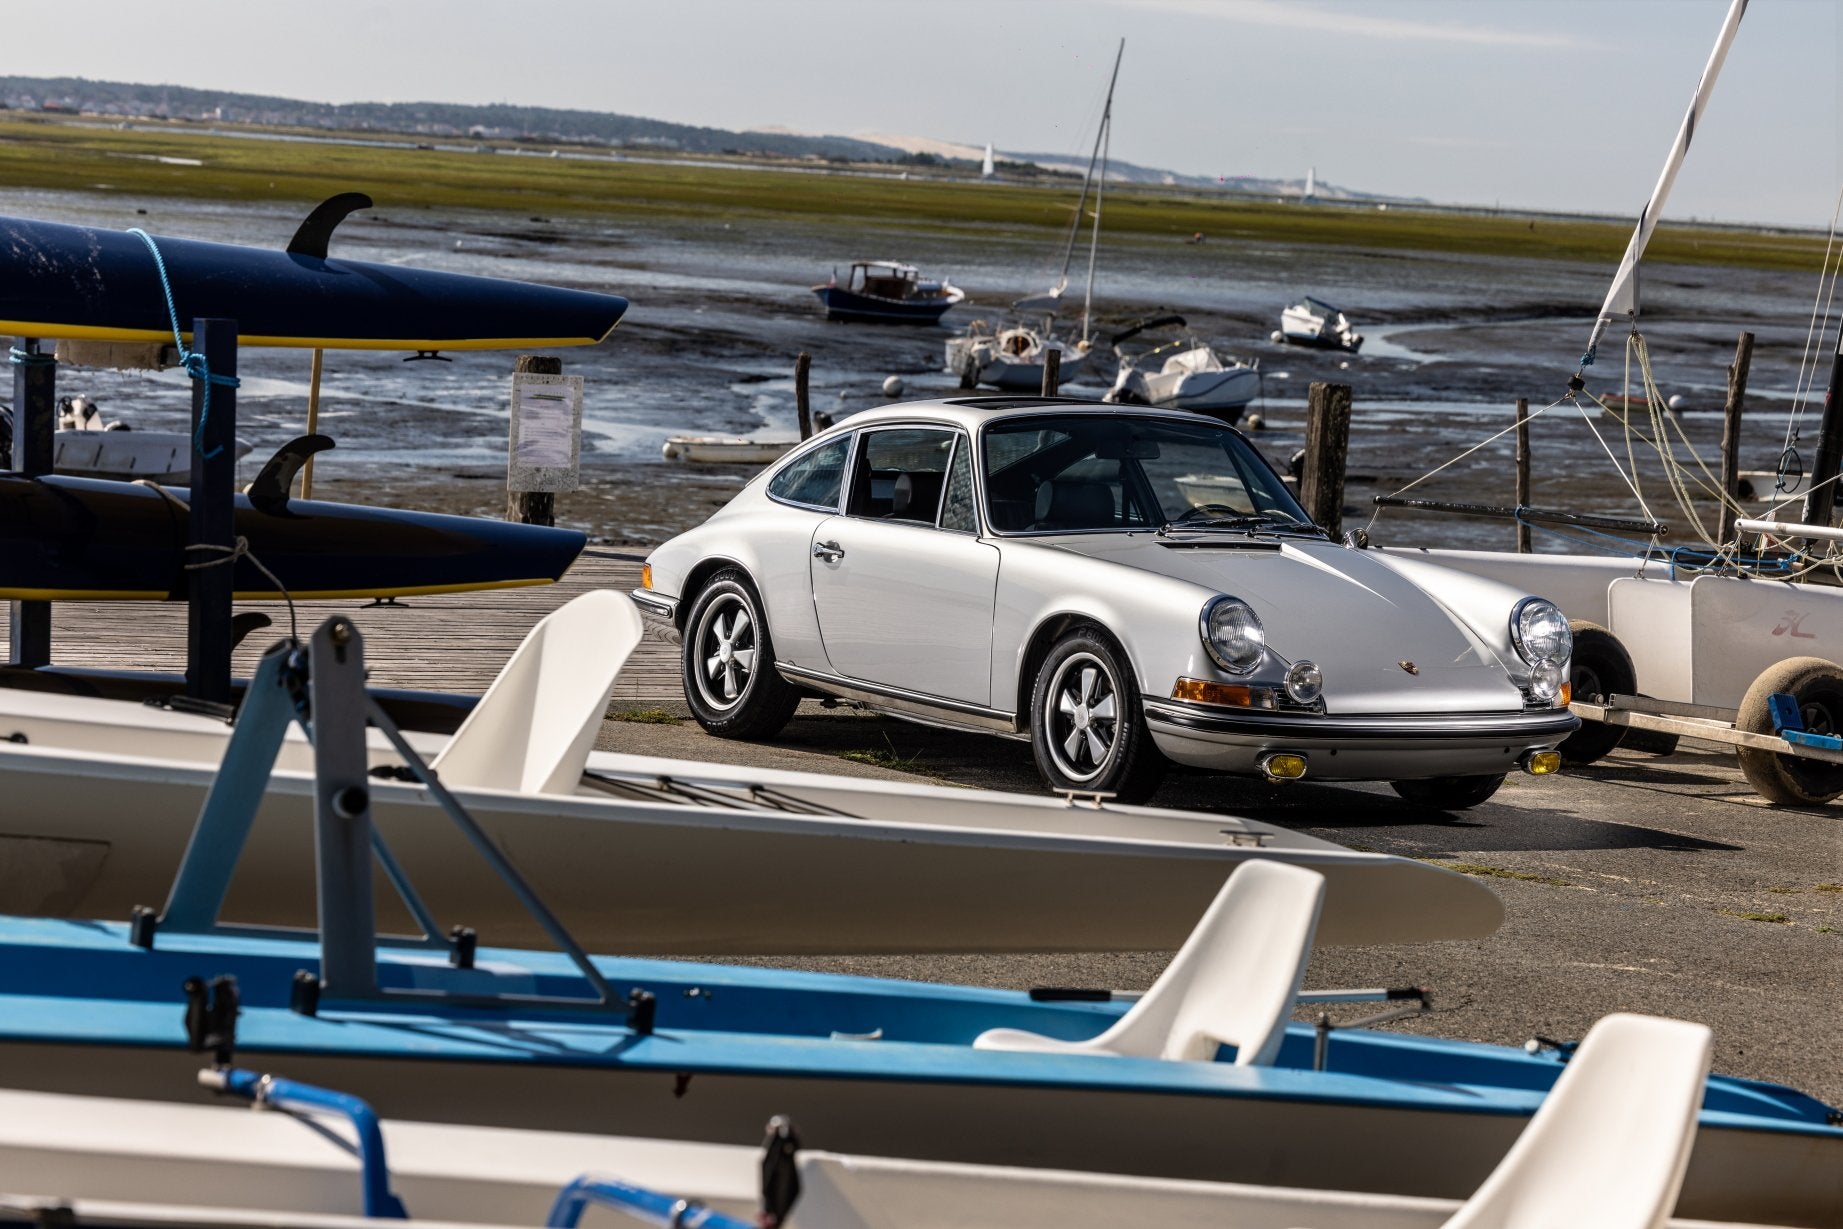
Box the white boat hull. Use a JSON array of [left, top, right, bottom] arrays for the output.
[[53, 429, 254, 483], [0, 689, 1502, 954], [662, 437, 796, 465]]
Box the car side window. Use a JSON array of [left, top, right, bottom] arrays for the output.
[[939, 436, 978, 533], [768, 437, 852, 510], [847, 428, 955, 523]]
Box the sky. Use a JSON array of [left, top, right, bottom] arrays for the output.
[[5, 0, 1839, 227]]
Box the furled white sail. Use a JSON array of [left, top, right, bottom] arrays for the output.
[[1580, 0, 1746, 369], [982, 143, 995, 178]]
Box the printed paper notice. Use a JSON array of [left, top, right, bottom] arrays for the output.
[[507, 372, 584, 492]]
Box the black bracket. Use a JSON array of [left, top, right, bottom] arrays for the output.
[[183, 974, 240, 1066]]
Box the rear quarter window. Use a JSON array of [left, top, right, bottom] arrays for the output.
[[768, 437, 852, 510]]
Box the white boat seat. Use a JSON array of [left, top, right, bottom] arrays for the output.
[[1437, 1013, 1712, 1229], [974, 860, 1324, 1065], [428, 590, 641, 795]]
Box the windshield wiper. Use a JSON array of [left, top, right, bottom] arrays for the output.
[[1160, 511, 1326, 537]]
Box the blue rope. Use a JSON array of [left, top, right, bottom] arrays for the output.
[[125, 228, 239, 460]]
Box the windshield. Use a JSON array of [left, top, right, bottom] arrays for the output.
[[981, 414, 1313, 533]]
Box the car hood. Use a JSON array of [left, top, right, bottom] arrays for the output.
[[1042, 533, 1525, 714]]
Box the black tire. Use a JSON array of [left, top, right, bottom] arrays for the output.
[[1621, 728, 1681, 757], [1029, 628, 1166, 803], [680, 569, 802, 740], [1389, 774, 1506, 811], [1560, 620, 1633, 765], [1735, 656, 1843, 805]]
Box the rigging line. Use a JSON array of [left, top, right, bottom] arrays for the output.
[[1785, 183, 1843, 455], [1629, 331, 1726, 547], [1375, 401, 1561, 503], [1569, 392, 1655, 523]]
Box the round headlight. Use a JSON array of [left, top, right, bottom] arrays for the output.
[[1201, 596, 1265, 674], [1511, 598, 1570, 666], [1284, 659, 1323, 705], [1529, 660, 1566, 704]]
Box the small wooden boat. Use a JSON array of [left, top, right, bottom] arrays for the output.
[[46, 396, 254, 483], [0, 211, 627, 351], [811, 261, 964, 324], [1277, 296, 1363, 352], [661, 436, 796, 465], [0, 473, 586, 600]]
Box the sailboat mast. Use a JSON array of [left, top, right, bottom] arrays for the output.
[[1080, 73, 1117, 345], [1054, 39, 1125, 291]]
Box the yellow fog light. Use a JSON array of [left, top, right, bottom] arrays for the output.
[[641, 563, 653, 590], [1522, 750, 1562, 776], [1261, 753, 1308, 781]]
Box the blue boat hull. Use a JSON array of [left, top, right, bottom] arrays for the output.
[[812, 286, 958, 324], [0, 919, 1834, 1226], [0, 216, 627, 351], [0, 474, 586, 600]]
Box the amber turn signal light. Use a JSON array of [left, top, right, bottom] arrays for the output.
[[641, 563, 653, 590], [1559, 681, 1572, 706]]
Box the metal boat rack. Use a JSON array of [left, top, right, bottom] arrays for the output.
[[128, 615, 648, 1026]]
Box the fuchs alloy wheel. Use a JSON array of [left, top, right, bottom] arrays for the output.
[[1389, 773, 1507, 811], [1029, 628, 1165, 803], [681, 569, 801, 739], [1560, 620, 1633, 765], [1735, 656, 1843, 806]]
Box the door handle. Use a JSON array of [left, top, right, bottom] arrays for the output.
[[812, 540, 845, 563]]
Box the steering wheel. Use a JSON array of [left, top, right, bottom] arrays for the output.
[[1173, 502, 1244, 524]]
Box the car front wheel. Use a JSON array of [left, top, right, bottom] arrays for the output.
[[681, 570, 801, 739], [1029, 629, 1165, 803]]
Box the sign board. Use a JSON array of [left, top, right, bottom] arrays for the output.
[[507, 371, 583, 493]]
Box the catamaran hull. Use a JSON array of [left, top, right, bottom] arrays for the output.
[[0, 734, 1501, 953], [0, 474, 585, 600], [1, 1040, 1833, 1228]]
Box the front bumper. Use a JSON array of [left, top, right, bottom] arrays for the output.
[[628, 589, 680, 637], [1142, 699, 1578, 780]]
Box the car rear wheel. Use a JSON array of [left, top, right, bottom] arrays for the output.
[[681, 570, 801, 739], [1389, 774, 1506, 811], [1029, 629, 1165, 803]]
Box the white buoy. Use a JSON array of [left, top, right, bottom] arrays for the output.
[[837, 389, 849, 401], [1269, 330, 1283, 344], [1667, 394, 1685, 412], [1245, 413, 1265, 430], [1339, 361, 1350, 370], [882, 375, 905, 398]]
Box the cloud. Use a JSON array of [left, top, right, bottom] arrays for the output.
[[1116, 0, 1580, 50]]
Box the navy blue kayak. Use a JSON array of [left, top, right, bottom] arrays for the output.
[[0, 213, 626, 350], [0, 473, 585, 599]]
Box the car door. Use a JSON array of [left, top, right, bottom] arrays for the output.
[[810, 427, 1001, 708], [754, 434, 854, 670]]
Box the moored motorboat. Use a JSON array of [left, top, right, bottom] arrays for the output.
[[945, 321, 1088, 391], [812, 261, 964, 324], [1276, 296, 1363, 352], [1103, 315, 1261, 420]]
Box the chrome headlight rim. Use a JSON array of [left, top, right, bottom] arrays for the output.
[[1200, 595, 1265, 675], [1510, 597, 1570, 667], [1284, 659, 1323, 706]]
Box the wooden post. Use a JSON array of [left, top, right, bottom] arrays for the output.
[[795, 351, 813, 439], [506, 354, 560, 526], [1299, 381, 1352, 536], [1514, 398, 1532, 554], [1040, 348, 1061, 397], [186, 318, 237, 704], [302, 347, 324, 499], [1719, 331, 1754, 542], [8, 336, 54, 668]]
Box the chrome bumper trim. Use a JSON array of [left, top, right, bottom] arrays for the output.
[[1142, 700, 1578, 743]]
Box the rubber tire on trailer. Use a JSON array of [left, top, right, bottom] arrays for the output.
[[1029, 628, 1166, 804], [1560, 620, 1634, 766], [680, 569, 802, 740], [1734, 656, 1843, 806], [1388, 774, 1506, 811]]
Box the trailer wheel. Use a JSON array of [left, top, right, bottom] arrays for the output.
[[1735, 657, 1843, 806], [1560, 621, 1633, 765]]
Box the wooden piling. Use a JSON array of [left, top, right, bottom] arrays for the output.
[[1514, 398, 1532, 553], [302, 347, 324, 499], [1300, 382, 1352, 536], [1719, 330, 1754, 542], [1040, 348, 1061, 397], [8, 336, 53, 668], [795, 352, 813, 439], [506, 354, 560, 527]]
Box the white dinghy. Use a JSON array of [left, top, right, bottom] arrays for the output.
[[0, 591, 1502, 955]]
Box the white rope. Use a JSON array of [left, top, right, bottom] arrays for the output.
[[1783, 184, 1843, 459], [1363, 400, 1560, 535]]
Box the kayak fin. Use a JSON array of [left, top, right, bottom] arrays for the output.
[[287, 193, 375, 260], [244, 434, 336, 515]]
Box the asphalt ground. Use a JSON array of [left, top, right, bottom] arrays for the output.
[[597, 705, 1843, 1109]]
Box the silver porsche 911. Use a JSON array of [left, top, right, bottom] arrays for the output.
[[632, 398, 1576, 808]]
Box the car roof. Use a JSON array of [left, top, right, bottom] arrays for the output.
[[837, 396, 1214, 433]]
